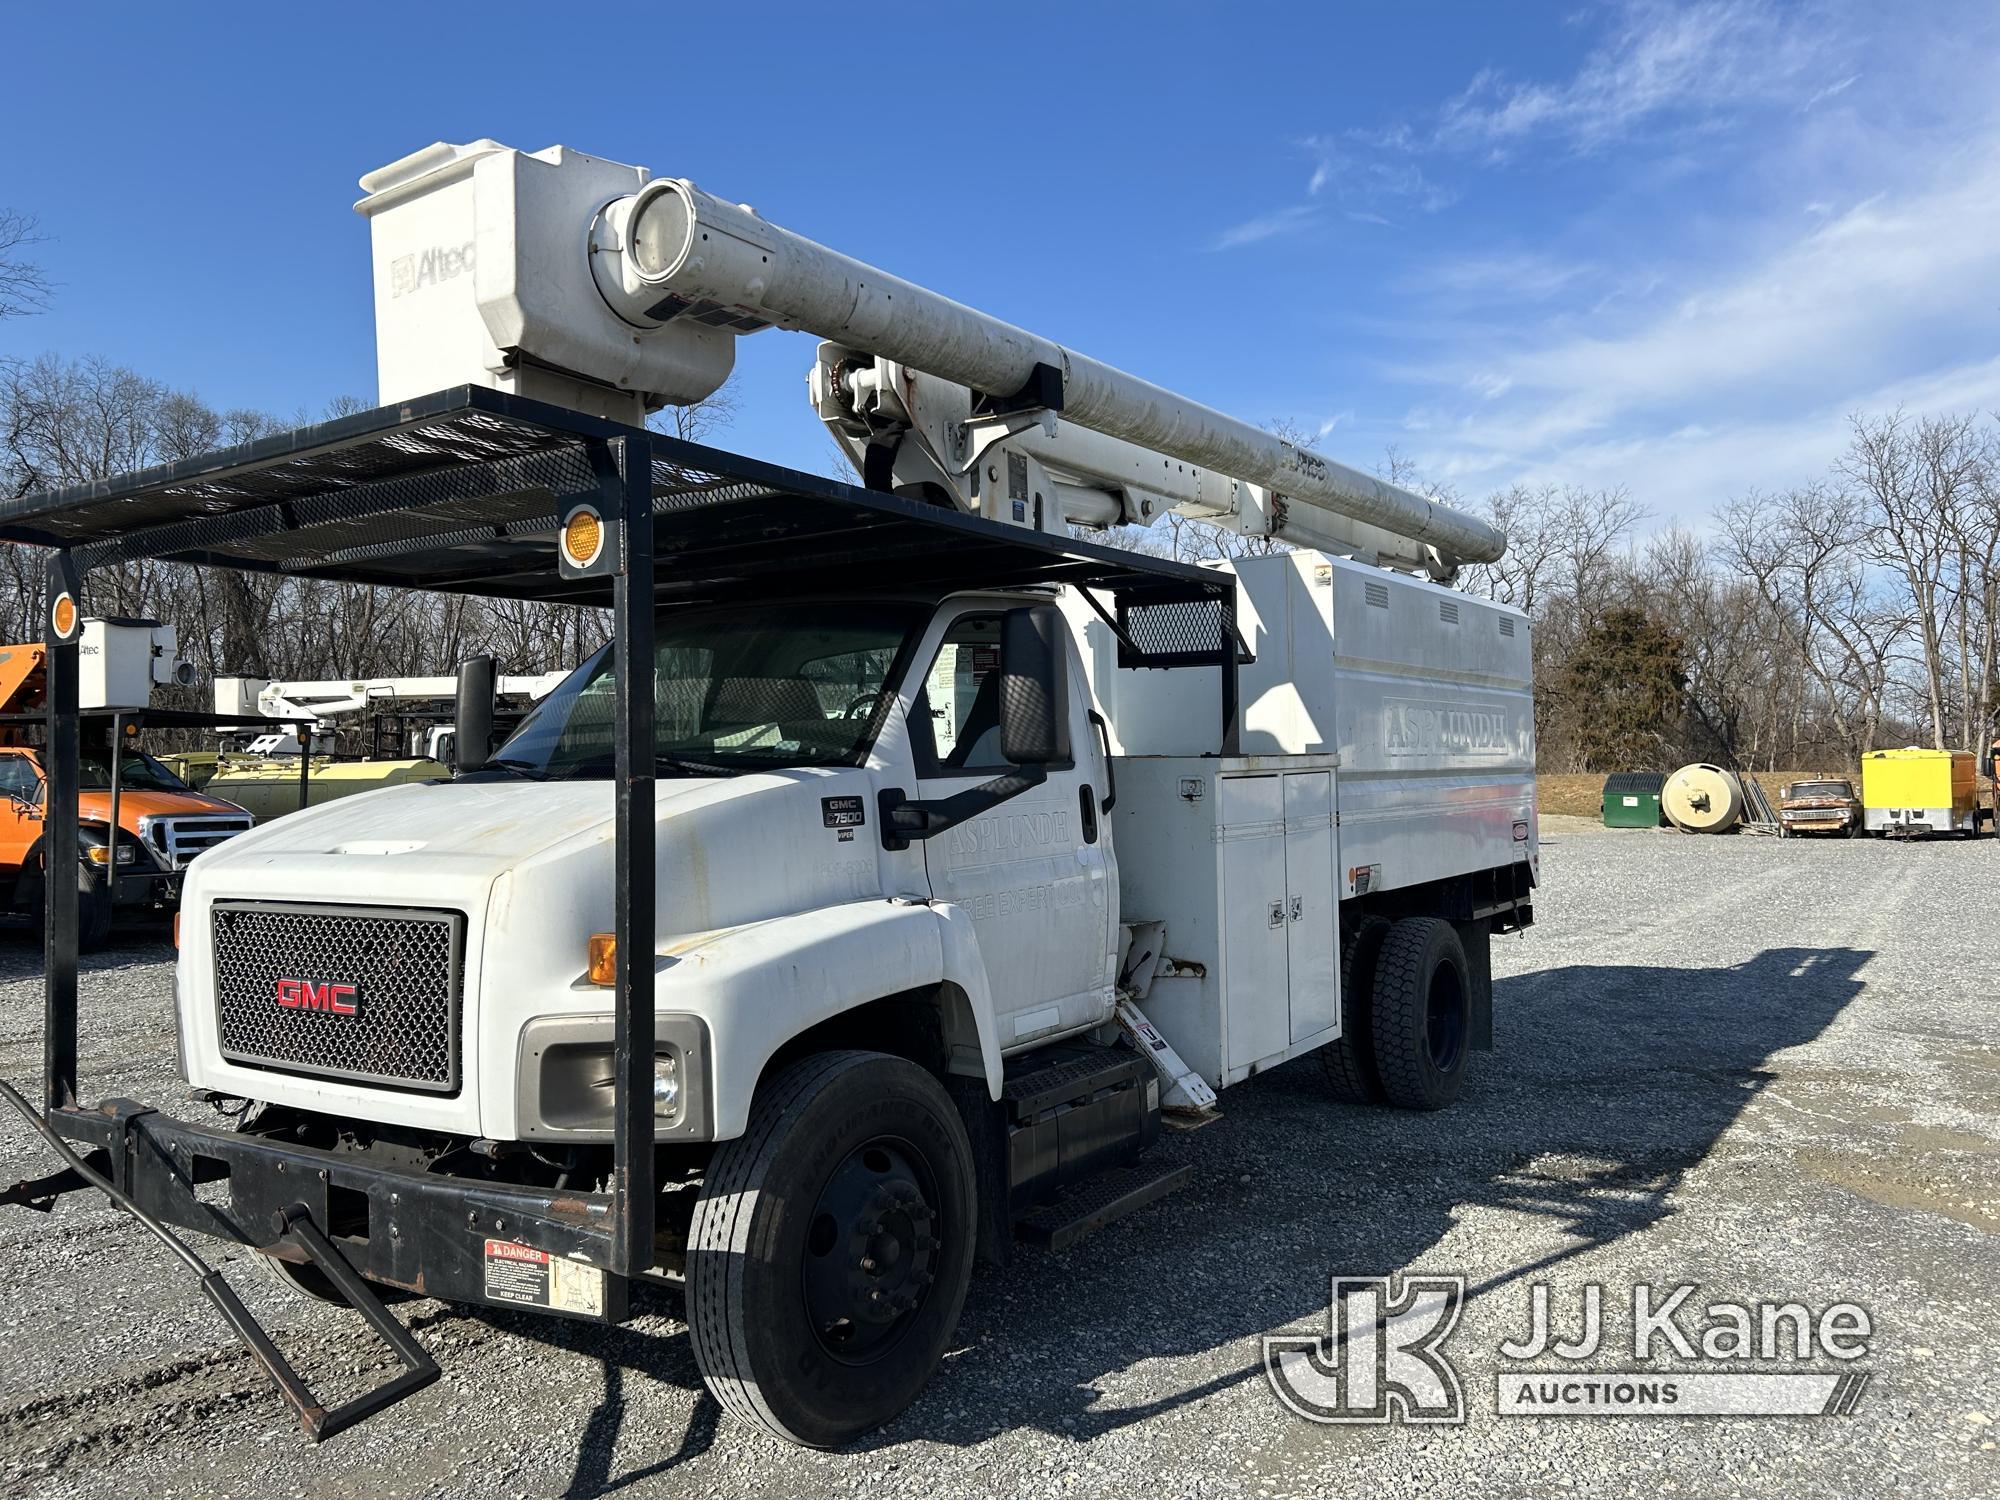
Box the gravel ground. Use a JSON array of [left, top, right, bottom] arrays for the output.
[[1, 827, 1995, 1498]]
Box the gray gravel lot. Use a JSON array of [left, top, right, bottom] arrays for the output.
[[1, 824, 1996, 1498]]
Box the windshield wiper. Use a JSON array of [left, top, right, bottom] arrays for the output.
[[468, 757, 551, 782], [654, 753, 736, 778]]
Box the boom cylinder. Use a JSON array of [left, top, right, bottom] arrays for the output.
[[599, 180, 1507, 566]]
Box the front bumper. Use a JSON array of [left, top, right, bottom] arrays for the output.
[[44, 1099, 636, 1322]]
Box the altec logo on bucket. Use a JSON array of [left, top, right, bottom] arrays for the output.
[[275, 978, 360, 1015]]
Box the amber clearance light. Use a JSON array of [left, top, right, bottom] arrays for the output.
[[50, 592, 77, 638], [562, 507, 605, 569], [587, 932, 616, 985]]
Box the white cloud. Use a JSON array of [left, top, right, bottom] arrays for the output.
[[1800, 72, 1861, 111], [1434, 0, 1838, 155], [1211, 204, 1317, 251]]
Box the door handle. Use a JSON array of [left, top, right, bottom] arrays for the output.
[[1289, 895, 1303, 922], [1088, 709, 1116, 812], [1268, 900, 1285, 929]]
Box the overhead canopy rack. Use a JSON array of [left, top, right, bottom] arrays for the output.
[[2, 384, 1242, 1376], [0, 385, 1233, 619]]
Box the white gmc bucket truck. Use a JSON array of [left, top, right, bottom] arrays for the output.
[[0, 140, 1534, 1450]]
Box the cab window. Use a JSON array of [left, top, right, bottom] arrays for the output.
[[910, 615, 1012, 777], [0, 754, 38, 803]]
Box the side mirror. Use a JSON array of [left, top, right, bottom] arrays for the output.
[[999, 605, 1071, 766], [454, 656, 497, 773]]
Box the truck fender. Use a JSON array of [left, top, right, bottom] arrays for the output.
[[668, 898, 1004, 1140]]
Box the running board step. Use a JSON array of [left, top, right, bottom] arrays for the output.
[[1015, 1160, 1192, 1254], [210, 1202, 440, 1442]]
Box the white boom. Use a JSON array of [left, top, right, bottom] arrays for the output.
[[216, 673, 566, 728], [601, 179, 1505, 570], [355, 141, 1506, 577]]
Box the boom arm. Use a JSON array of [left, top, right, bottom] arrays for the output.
[[356, 141, 1507, 576], [595, 179, 1505, 573], [217, 674, 566, 729]]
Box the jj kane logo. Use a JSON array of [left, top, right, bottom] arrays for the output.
[[1265, 1275, 1467, 1424], [1267, 1276, 1873, 1424]]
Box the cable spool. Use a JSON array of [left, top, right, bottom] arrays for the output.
[[1662, 763, 1744, 833]]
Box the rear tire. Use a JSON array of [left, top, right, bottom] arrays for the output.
[[1320, 915, 1390, 1103], [1370, 918, 1472, 1112], [687, 1051, 976, 1448]]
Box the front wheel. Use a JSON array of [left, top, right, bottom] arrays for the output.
[[686, 1051, 976, 1448], [77, 866, 114, 952]]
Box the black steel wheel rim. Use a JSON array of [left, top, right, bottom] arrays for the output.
[[801, 1135, 941, 1363]]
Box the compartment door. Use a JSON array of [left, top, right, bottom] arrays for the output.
[[1220, 774, 1290, 1071], [1283, 770, 1339, 1043]]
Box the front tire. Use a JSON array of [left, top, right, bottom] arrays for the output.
[[1370, 918, 1472, 1111], [687, 1051, 976, 1448], [77, 867, 114, 952]]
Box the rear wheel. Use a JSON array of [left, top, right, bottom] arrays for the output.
[[687, 1051, 976, 1448], [1370, 918, 1472, 1111], [1320, 915, 1390, 1103]]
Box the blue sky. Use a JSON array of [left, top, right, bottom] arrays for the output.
[[6, 1, 1999, 524]]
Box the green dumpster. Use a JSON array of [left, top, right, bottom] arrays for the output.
[[1602, 772, 1665, 828]]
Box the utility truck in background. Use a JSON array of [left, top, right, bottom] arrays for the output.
[[0, 621, 252, 947], [169, 671, 565, 820], [0, 140, 1535, 1450]]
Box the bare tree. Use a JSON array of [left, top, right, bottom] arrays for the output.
[[649, 378, 739, 445], [0, 210, 52, 320], [1718, 486, 1908, 769], [1839, 410, 1973, 748]]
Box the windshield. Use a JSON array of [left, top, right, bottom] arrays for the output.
[[78, 749, 195, 794], [1787, 781, 1852, 799], [490, 602, 922, 778]]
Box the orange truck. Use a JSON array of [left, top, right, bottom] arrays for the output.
[[0, 629, 252, 948]]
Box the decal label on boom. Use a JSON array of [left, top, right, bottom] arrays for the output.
[[483, 1239, 605, 1316]]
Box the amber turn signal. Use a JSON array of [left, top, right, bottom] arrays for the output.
[[172, 912, 181, 949], [587, 932, 616, 985], [562, 508, 604, 569]]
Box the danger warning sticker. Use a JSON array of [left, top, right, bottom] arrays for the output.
[[483, 1239, 605, 1317]]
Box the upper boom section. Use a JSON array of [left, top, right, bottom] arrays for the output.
[[356, 141, 1506, 572]]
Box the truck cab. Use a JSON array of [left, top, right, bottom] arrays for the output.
[[178, 591, 1117, 1143]]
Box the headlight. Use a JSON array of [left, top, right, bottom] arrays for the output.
[[652, 1052, 680, 1117]]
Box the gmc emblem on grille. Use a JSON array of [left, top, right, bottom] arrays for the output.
[[275, 978, 360, 1015]]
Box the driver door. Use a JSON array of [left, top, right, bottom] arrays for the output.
[[0, 751, 44, 879], [907, 608, 1116, 1050]]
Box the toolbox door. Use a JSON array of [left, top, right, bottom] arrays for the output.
[[1283, 770, 1338, 1044], [1220, 774, 1290, 1071]]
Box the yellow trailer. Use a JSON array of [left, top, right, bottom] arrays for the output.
[[1860, 748, 1980, 837]]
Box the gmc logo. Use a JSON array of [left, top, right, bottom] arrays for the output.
[[276, 978, 359, 1015]]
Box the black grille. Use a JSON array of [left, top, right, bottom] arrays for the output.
[[212, 902, 463, 1093]]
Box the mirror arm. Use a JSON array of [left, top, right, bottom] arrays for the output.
[[877, 767, 1049, 852]]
